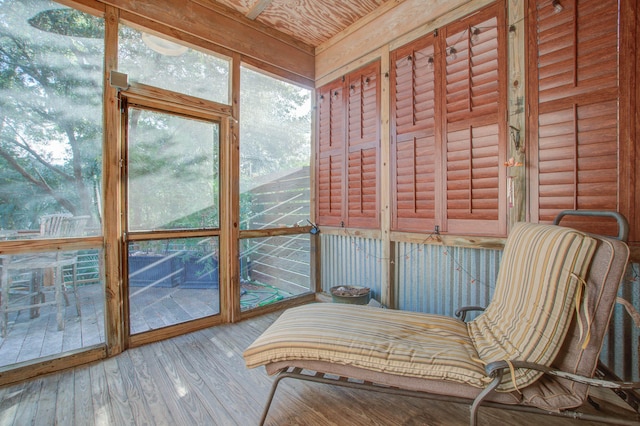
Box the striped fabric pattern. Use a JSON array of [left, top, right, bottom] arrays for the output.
[[468, 222, 597, 391], [244, 303, 491, 387], [244, 223, 597, 392]]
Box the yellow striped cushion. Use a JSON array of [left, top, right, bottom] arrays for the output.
[[244, 303, 492, 387], [244, 223, 597, 392], [467, 222, 597, 391]]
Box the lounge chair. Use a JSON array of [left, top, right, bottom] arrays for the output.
[[244, 219, 638, 425]]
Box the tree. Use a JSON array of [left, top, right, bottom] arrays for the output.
[[0, 0, 104, 230]]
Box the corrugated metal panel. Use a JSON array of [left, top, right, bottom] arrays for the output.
[[320, 234, 383, 301], [601, 262, 640, 382], [396, 243, 501, 316]]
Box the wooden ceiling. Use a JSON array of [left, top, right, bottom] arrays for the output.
[[210, 0, 392, 47]]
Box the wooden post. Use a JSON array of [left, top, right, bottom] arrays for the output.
[[220, 53, 242, 323], [103, 5, 125, 356], [379, 46, 394, 308]]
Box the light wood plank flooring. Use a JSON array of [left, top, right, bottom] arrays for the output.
[[0, 311, 635, 425]]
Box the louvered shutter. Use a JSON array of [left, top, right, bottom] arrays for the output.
[[391, 34, 439, 232], [346, 61, 380, 228], [529, 0, 619, 236], [316, 80, 345, 226], [441, 2, 507, 235]]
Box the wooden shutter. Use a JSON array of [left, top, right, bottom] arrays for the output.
[[346, 61, 380, 228], [316, 80, 345, 226], [391, 34, 439, 232], [441, 2, 507, 235], [316, 61, 380, 229], [529, 0, 619, 236]]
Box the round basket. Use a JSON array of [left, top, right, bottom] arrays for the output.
[[330, 285, 371, 305]]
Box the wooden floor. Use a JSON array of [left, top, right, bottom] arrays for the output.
[[0, 311, 635, 426]]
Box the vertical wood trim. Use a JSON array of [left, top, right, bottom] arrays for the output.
[[434, 28, 445, 233], [221, 53, 242, 323], [310, 87, 321, 293], [103, 5, 124, 356], [507, 0, 526, 228], [526, 0, 540, 223], [379, 47, 392, 308], [634, 0, 640, 243], [619, 0, 639, 242], [496, 0, 508, 236]]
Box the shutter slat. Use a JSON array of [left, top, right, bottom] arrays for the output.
[[533, 0, 619, 228]]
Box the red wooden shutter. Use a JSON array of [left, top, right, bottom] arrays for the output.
[[529, 0, 619, 236], [391, 34, 439, 232], [441, 2, 507, 235], [346, 61, 380, 228], [316, 80, 345, 226]]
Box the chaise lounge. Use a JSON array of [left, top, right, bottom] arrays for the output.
[[244, 219, 638, 425]]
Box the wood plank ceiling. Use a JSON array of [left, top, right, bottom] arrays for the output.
[[210, 0, 392, 47]]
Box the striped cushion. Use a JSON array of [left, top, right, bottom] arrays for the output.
[[244, 303, 492, 387], [468, 222, 597, 391], [244, 222, 597, 392]]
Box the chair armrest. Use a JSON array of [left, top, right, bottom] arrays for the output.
[[455, 306, 485, 322], [485, 360, 640, 390]]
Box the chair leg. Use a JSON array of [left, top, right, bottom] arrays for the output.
[[260, 372, 288, 426], [470, 371, 503, 426], [54, 265, 64, 331], [1, 265, 8, 338], [30, 271, 41, 319], [72, 263, 81, 316]]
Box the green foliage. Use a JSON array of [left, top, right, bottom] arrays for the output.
[[0, 0, 104, 230]]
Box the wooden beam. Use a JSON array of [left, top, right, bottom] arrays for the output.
[[98, 0, 314, 81], [246, 0, 273, 20]]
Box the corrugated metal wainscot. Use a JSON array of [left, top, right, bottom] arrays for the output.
[[602, 262, 640, 382], [395, 243, 501, 317], [320, 234, 384, 302]]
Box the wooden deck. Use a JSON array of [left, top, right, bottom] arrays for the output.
[[0, 310, 634, 425], [0, 283, 222, 367]]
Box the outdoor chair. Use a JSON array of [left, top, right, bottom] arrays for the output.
[[244, 218, 638, 425], [0, 214, 89, 337]]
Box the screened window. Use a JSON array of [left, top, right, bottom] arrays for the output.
[[118, 26, 230, 105], [127, 109, 219, 231], [0, 0, 105, 367], [128, 237, 219, 334], [239, 234, 311, 311], [0, 1, 104, 238], [239, 66, 312, 230]]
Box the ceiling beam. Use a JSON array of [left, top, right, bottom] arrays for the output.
[[246, 0, 272, 20]]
